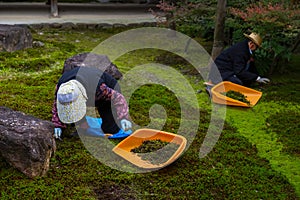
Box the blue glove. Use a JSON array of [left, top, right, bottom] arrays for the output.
[[54, 128, 62, 140], [86, 127, 105, 137], [120, 119, 132, 130], [108, 129, 132, 139], [85, 116, 102, 129]]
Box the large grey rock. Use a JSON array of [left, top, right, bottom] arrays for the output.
[[0, 107, 56, 178], [0, 25, 32, 52], [63, 52, 123, 80]]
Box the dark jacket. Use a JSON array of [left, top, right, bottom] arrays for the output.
[[56, 67, 119, 106], [213, 40, 259, 84]]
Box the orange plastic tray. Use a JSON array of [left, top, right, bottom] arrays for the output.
[[211, 81, 262, 107], [112, 128, 187, 169]]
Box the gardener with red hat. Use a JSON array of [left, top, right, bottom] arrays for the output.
[[207, 32, 270, 89]]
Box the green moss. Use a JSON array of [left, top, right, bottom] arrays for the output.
[[262, 54, 300, 104], [0, 28, 299, 199], [129, 84, 181, 127], [266, 110, 300, 156]]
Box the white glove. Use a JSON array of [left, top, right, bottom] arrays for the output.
[[120, 119, 132, 130], [256, 76, 270, 84], [54, 128, 62, 140]]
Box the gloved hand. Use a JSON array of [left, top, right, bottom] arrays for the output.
[[120, 119, 132, 131], [256, 77, 270, 84], [54, 128, 62, 140]]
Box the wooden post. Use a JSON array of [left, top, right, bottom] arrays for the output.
[[50, 0, 58, 17]]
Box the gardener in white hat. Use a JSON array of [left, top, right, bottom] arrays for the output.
[[208, 32, 270, 88], [52, 66, 132, 140]]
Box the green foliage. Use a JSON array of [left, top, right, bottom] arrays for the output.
[[228, 2, 299, 75], [152, 0, 217, 38], [176, 12, 215, 39], [187, 0, 217, 6], [154, 0, 299, 75]]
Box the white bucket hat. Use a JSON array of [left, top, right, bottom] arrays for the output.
[[57, 80, 88, 124]]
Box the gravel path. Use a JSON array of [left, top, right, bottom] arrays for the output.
[[0, 2, 158, 25]]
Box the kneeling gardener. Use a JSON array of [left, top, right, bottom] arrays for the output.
[[52, 66, 132, 140]]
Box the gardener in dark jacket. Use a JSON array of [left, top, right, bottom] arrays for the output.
[[208, 32, 270, 87], [52, 66, 132, 140]]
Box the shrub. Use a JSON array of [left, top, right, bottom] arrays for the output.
[[152, 1, 299, 75], [151, 1, 216, 38], [229, 2, 299, 74]]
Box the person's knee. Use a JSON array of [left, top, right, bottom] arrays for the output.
[[227, 75, 243, 85], [101, 123, 119, 134]]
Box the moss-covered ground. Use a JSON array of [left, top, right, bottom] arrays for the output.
[[0, 27, 299, 199]]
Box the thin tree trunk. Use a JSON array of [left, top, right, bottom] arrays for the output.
[[291, 31, 300, 53], [211, 0, 227, 60]]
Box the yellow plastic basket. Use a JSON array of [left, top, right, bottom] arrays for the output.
[[211, 81, 262, 107], [112, 128, 187, 169]]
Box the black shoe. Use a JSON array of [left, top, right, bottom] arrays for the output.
[[70, 130, 79, 138], [205, 85, 213, 98]]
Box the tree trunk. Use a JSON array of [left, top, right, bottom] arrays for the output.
[[291, 31, 300, 53], [211, 0, 227, 60]]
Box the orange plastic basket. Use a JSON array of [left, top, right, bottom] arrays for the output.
[[211, 81, 262, 107], [112, 128, 187, 169]]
